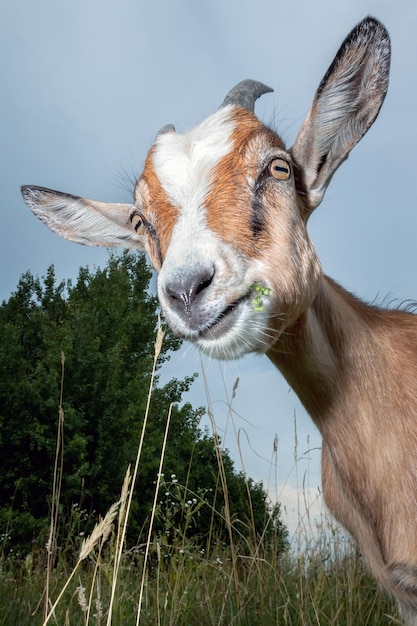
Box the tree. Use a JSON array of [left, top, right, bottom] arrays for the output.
[[0, 253, 287, 555]]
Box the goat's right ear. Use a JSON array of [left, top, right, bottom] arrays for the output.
[[21, 185, 144, 249], [290, 17, 390, 212]]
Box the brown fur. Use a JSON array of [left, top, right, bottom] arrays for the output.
[[269, 278, 417, 612], [205, 109, 280, 257], [139, 148, 179, 267]]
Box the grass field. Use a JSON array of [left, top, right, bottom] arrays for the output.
[[0, 327, 402, 625], [0, 512, 400, 625]]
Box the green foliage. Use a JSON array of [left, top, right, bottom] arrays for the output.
[[0, 253, 285, 555], [250, 282, 272, 312]]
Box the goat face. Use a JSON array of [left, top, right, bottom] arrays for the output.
[[21, 17, 389, 362], [137, 105, 322, 359]]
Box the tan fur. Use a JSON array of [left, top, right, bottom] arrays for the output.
[[139, 148, 179, 267], [269, 279, 417, 613], [204, 109, 275, 256]]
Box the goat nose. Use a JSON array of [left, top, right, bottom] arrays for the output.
[[164, 267, 215, 319]]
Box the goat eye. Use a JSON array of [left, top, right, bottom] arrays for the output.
[[130, 211, 144, 234], [269, 158, 291, 181]]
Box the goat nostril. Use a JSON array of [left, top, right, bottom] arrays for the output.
[[165, 267, 215, 310], [195, 275, 213, 297]]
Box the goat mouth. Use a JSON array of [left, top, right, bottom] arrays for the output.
[[197, 294, 251, 340]]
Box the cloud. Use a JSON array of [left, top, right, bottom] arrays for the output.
[[271, 482, 325, 539]]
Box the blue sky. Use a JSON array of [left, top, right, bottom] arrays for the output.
[[2, 0, 417, 534]]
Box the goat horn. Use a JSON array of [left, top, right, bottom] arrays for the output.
[[155, 123, 176, 139], [221, 79, 273, 112]]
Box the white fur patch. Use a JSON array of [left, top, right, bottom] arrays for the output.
[[152, 106, 236, 214], [153, 106, 239, 315]]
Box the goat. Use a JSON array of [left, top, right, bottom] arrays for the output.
[[21, 16, 417, 624]]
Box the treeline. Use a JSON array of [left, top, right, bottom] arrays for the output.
[[0, 253, 287, 556]]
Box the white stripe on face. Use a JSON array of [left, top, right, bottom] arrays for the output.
[[152, 106, 237, 287], [152, 106, 236, 217]]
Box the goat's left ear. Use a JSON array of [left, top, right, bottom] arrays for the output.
[[290, 16, 390, 212], [21, 185, 144, 249]]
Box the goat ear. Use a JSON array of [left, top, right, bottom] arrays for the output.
[[290, 17, 390, 211], [21, 185, 144, 249]]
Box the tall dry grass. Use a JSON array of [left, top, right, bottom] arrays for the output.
[[0, 322, 402, 625]]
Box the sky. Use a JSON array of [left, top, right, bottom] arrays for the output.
[[2, 0, 417, 536]]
